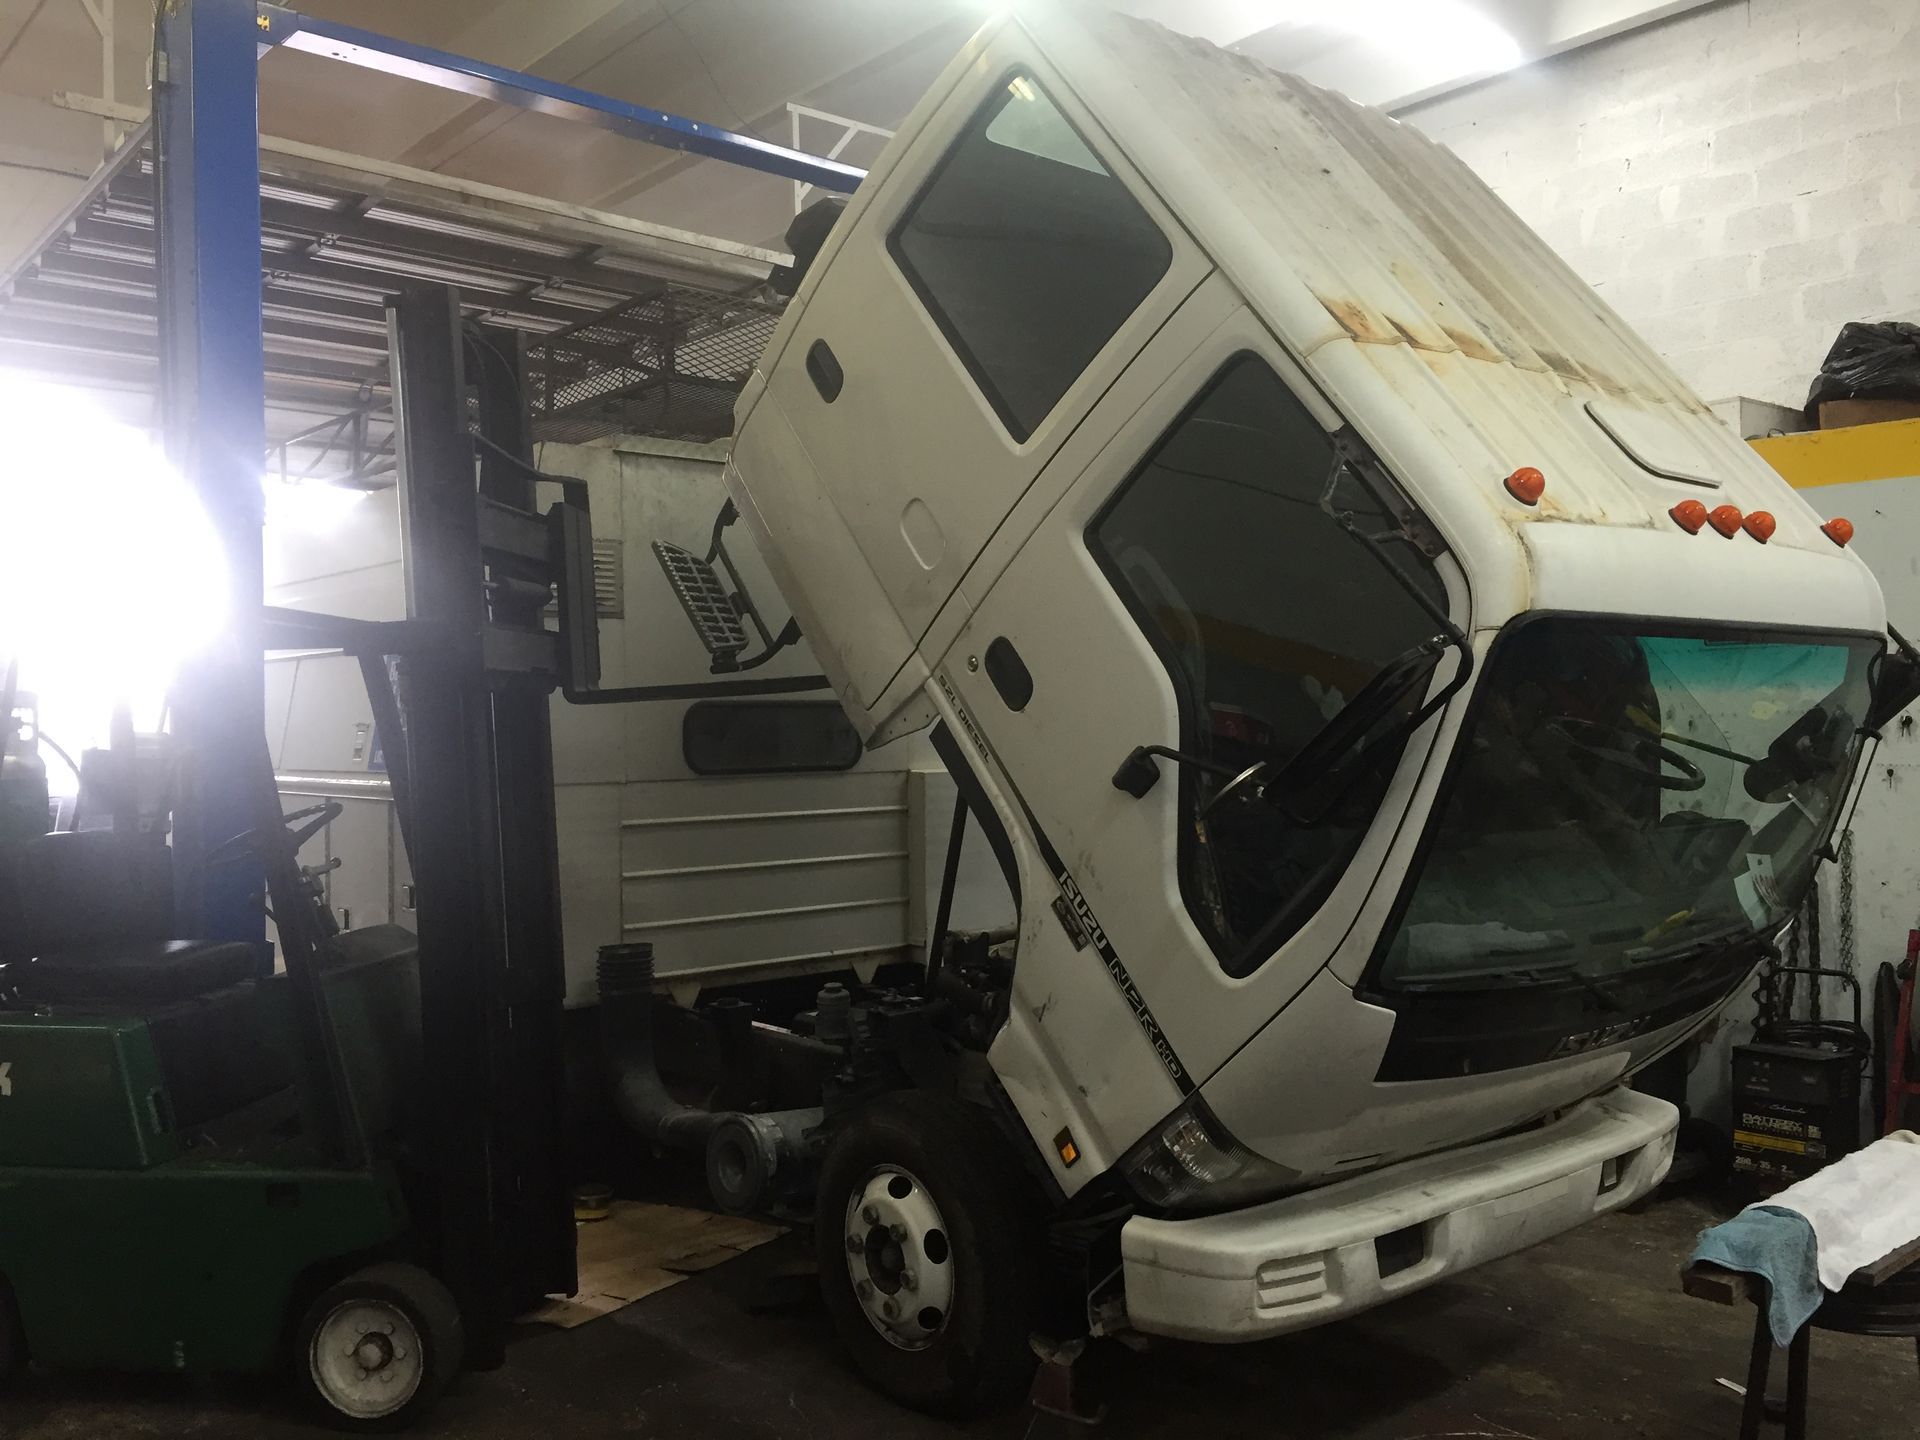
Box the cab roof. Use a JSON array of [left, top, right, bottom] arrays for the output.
[[1012, 4, 1844, 562]]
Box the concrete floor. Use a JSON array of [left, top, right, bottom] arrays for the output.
[[8, 1191, 1914, 1439]]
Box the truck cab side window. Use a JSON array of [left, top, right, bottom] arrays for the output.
[[889, 73, 1172, 441], [1089, 357, 1448, 975]]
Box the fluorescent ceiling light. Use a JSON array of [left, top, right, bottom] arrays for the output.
[[1241, 0, 1523, 73]]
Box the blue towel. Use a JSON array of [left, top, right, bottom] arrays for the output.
[[1691, 1206, 1825, 1345]]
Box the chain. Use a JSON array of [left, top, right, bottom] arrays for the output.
[[1837, 828, 1857, 978], [1752, 952, 1780, 1037]]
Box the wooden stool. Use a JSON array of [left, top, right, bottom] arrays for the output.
[[1684, 1235, 1920, 1439]]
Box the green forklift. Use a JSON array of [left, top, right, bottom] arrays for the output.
[[0, 287, 592, 1428], [0, 783, 461, 1429]]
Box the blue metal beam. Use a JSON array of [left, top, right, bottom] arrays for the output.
[[155, 0, 268, 941], [255, 4, 867, 195]]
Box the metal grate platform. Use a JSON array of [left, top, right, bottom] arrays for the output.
[[528, 288, 782, 446], [0, 124, 788, 482]]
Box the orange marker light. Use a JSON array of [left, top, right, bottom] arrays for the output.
[[1669, 500, 1708, 534], [1708, 504, 1744, 538], [1053, 1127, 1080, 1167], [1742, 511, 1776, 543], [1504, 466, 1546, 505], [1822, 517, 1854, 548]]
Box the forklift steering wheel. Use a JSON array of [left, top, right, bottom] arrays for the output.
[[1546, 716, 1706, 793], [205, 800, 343, 869]]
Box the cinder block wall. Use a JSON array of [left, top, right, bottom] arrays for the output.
[[1402, 0, 1920, 409]]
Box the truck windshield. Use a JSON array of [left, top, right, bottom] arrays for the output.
[[1377, 620, 1879, 990]]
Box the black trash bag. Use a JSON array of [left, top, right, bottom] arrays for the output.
[[1806, 320, 1920, 414]]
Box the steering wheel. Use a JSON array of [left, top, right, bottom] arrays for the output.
[[205, 799, 343, 869], [1545, 715, 1707, 793], [1201, 761, 1273, 820]]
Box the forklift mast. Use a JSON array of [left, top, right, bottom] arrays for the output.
[[266, 284, 593, 1366]]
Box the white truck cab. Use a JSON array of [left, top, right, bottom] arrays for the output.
[[720, 1, 1910, 1408]]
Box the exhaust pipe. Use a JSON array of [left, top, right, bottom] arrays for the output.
[[597, 942, 723, 1149], [598, 942, 822, 1212]]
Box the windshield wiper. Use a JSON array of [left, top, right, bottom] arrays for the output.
[[1630, 921, 1756, 967], [1403, 963, 1629, 1011], [1399, 965, 1575, 991]]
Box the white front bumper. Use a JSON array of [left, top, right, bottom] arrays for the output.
[[1120, 1087, 1677, 1342]]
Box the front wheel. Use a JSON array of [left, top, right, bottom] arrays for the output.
[[814, 1093, 1044, 1415], [294, 1262, 464, 1432]]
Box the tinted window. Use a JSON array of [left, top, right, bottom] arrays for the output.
[[682, 701, 862, 776], [890, 74, 1172, 441], [1089, 357, 1447, 974]]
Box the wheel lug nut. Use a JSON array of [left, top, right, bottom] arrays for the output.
[[881, 1298, 899, 1319], [856, 1280, 874, 1299], [846, 1235, 863, 1253], [901, 1270, 917, 1290], [889, 1224, 908, 1243], [861, 1205, 879, 1224]]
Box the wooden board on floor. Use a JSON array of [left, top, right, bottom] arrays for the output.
[[519, 1201, 783, 1329]]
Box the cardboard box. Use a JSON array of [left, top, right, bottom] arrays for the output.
[[1818, 397, 1920, 430], [1709, 395, 1810, 439]]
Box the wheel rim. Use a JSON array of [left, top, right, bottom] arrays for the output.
[[842, 1165, 955, 1351], [309, 1298, 426, 1420]]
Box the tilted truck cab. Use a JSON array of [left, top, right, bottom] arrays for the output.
[[722, 0, 1904, 1409]]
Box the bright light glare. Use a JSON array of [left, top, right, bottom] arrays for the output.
[[0, 382, 228, 789], [264, 475, 367, 538], [1260, 0, 1522, 73]]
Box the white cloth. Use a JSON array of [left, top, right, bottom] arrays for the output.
[[1759, 1131, 1920, 1292]]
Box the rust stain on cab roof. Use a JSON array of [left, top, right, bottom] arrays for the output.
[[1320, 293, 1509, 369]]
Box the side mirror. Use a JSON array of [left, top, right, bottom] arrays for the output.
[[1111, 746, 1163, 798], [1869, 627, 1920, 732]]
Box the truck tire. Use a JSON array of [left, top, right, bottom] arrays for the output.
[[294, 1262, 464, 1432], [813, 1092, 1043, 1415]]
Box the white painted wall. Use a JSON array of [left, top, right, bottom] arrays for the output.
[[1402, 0, 1920, 411]]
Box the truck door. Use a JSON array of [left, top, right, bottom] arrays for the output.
[[941, 307, 1465, 1101], [752, 42, 1208, 714]]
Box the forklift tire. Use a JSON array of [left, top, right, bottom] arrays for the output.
[[294, 1262, 465, 1432], [814, 1092, 1043, 1416]]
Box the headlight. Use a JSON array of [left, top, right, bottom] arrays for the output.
[[1118, 1095, 1298, 1213]]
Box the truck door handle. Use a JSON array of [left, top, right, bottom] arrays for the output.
[[985, 637, 1033, 712], [806, 339, 844, 402]]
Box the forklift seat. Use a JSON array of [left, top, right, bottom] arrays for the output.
[[2, 830, 265, 1004], [12, 939, 262, 1006], [0, 830, 290, 1131]]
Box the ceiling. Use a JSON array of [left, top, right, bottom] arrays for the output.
[[2, 0, 1719, 280]]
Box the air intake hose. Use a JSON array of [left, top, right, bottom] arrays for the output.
[[597, 942, 723, 1149]]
